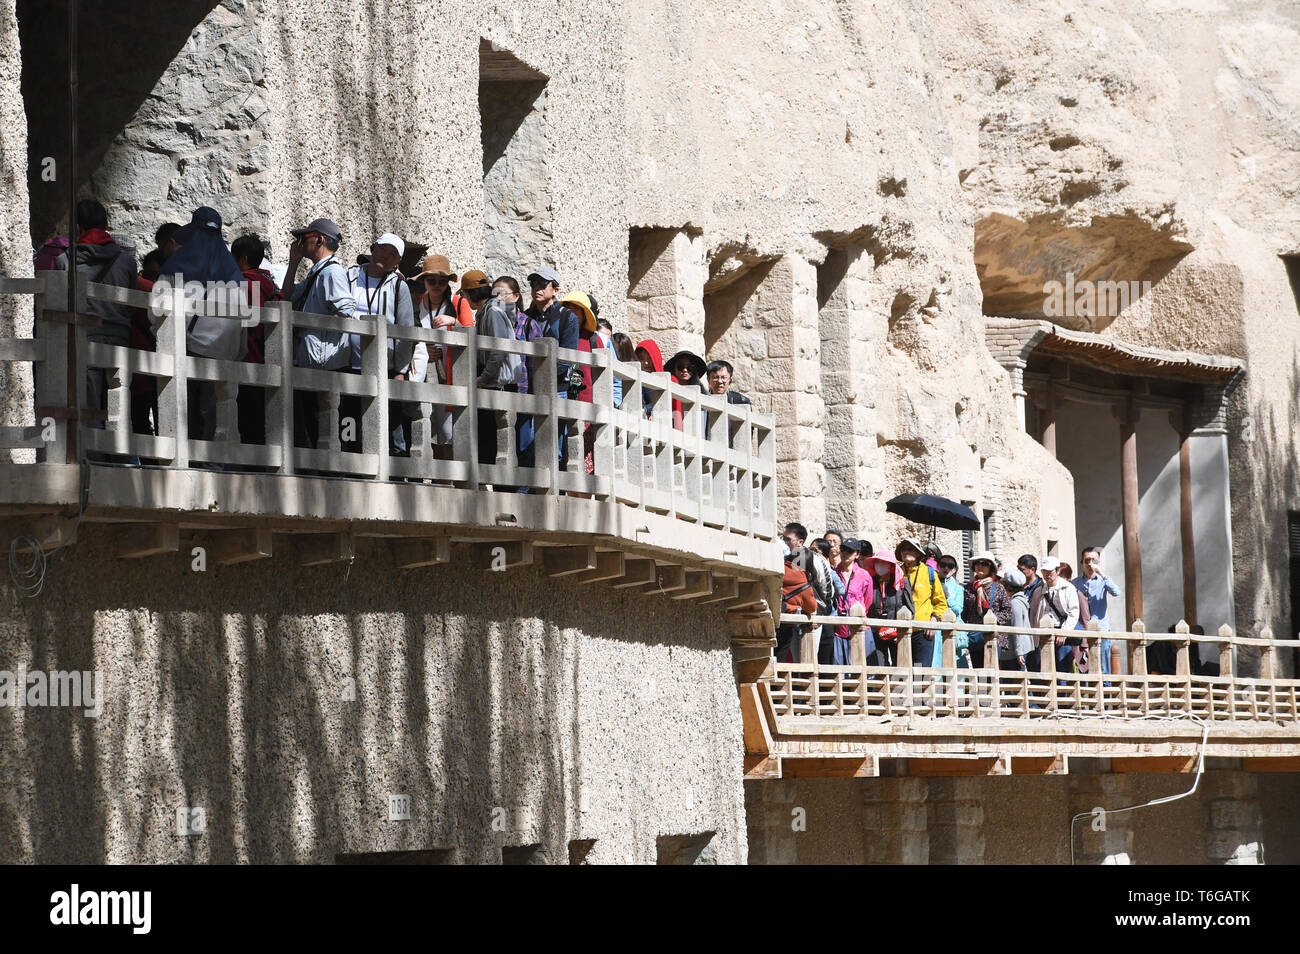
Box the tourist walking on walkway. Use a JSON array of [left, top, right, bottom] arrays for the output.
[[961, 550, 1012, 668], [936, 554, 967, 666], [282, 217, 354, 449], [897, 537, 948, 667], [346, 233, 414, 456], [998, 567, 1038, 672], [1073, 546, 1121, 674], [526, 266, 580, 468], [412, 254, 473, 459], [834, 538, 875, 664], [1032, 557, 1081, 669], [867, 548, 912, 667]]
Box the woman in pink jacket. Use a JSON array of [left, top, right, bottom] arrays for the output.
[[833, 538, 876, 664]]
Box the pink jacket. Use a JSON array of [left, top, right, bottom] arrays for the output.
[[834, 562, 876, 639]]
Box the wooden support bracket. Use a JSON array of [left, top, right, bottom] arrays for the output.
[[541, 546, 597, 577], [470, 540, 534, 570], [204, 528, 273, 566], [294, 532, 355, 567], [391, 536, 451, 569], [671, 569, 714, 600], [572, 550, 625, 584], [700, 575, 740, 604], [115, 523, 180, 559]]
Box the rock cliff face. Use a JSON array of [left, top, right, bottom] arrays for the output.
[[0, 0, 1296, 637]]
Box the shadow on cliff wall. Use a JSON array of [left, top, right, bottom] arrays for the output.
[[1229, 355, 1300, 677], [1, 527, 731, 862], [17, 0, 225, 242]]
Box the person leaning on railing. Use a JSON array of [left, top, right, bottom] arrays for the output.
[[1033, 557, 1081, 669], [897, 537, 948, 668]]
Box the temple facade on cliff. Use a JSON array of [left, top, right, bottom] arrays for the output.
[[0, 0, 1297, 864]]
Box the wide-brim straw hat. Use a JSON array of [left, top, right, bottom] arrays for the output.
[[413, 254, 458, 283], [559, 291, 597, 332]]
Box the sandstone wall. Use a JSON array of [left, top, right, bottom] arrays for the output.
[[0, 0, 32, 463], [0, 524, 747, 863], [746, 771, 1300, 865]]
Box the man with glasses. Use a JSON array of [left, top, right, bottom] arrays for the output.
[[524, 266, 579, 469], [281, 217, 354, 449], [347, 233, 414, 456], [1073, 546, 1121, 674]]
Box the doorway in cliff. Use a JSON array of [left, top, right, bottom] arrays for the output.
[[478, 40, 551, 281]]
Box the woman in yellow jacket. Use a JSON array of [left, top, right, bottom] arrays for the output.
[[896, 538, 948, 667]]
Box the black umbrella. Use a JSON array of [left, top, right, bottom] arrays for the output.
[[886, 493, 981, 531]]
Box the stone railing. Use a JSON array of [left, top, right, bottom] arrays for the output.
[[0, 272, 776, 545], [771, 612, 1300, 724]]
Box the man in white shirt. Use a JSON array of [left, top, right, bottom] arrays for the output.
[[1032, 557, 1081, 670], [346, 233, 414, 455]]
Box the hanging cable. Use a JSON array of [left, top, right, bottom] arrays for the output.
[[1065, 712, 1210, 865]]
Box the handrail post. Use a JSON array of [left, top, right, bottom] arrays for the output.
[[157, 284, 189, 469], [1174, 618, 1192, 713], [452, 327, 479, 488], [362, 313, 389, 480], [897, 608, 914, 712], [1087, 619, 1105, 714], [1129, 620, 1148, 675], [800, 623, 819, 669], [849, 614, 866, 667], [35, 271, 69, 463], [1043, 624, 1058, 712], [535, 336, 558, 494], [591, 347, 614, 492], [982, 609, 999, 714], [941, 609, 958, 712], [1259, 626, 1276, 680], [1217, 623, 1234, 684], [265, 300, 294, 475]]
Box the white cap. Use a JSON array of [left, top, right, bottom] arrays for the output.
[[1040, 556, 1062, 573], [374, 232, 405, 257]]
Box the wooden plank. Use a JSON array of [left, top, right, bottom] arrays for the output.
[[1010, 755, 1069, 775], [902, 757, 1002, 777], [671, 569, 714, 600], [294, 532, 355, 567], [612, 557, 656, 589], [391, 536, 451, 569], [739, 683, 773, 755], [780, 757, 876, 779], [1111, 756, 1197, 774], [205, 528, 273, 565], [726, 580, 765, 610], [743, 755, 781, 779], [115, 523, 180, 559], [572, 549, 625, 584], [470, 540, 534, 570], [699, 575, 739, 604], [541, 545, 597, 577], [28, 514, 78, 551], [646, 563, 686, 595]]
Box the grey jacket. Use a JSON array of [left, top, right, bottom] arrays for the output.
[[475, 299, 516, 388], [1004, 591, 1036, 661], [69, 240, 137, 344]]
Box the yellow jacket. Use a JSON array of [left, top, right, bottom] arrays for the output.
[[904, 563, 949, 621]]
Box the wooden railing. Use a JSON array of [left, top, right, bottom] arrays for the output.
[[772, 611, 1300, 724], [0, 272, 776, 538]]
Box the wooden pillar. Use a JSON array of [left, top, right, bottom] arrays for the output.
[[1117, 392, 1143, 628], [1173, 405, 1198, 627], [1034, 379, 1055, 457]]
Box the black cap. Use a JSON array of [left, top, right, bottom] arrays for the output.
[[290, 217, 343, 242]]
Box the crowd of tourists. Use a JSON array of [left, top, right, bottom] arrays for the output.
[[37, 201, 751, 472], [780, 526, 1142, 675]]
